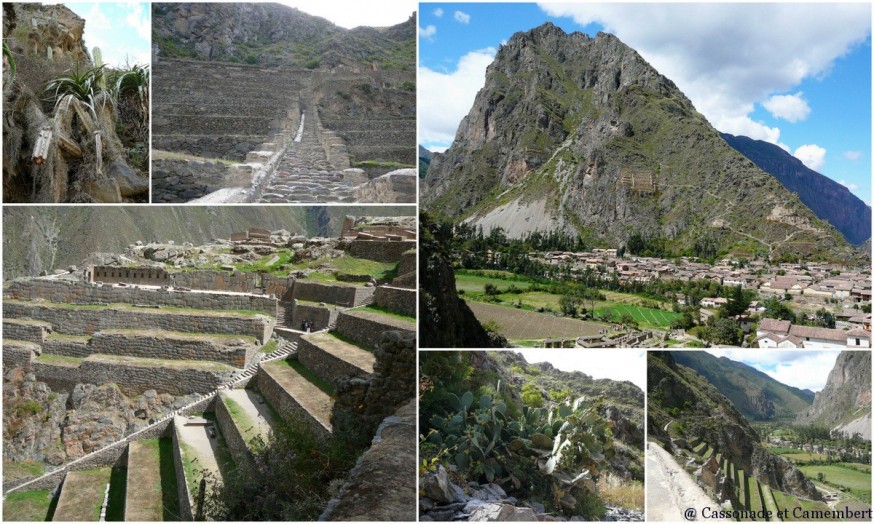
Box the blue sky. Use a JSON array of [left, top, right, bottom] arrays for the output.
[[66, 3, 150, 68], [419, 3, 871, 205], [705, 350, 841, 392]]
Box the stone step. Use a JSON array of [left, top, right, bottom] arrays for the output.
[[124, 440, 165, 521], [216, 389, 279, 464], [298, 332, 375, 384], [334, 308, 415, 350], [52, 468, 112, 521], [258, 359, 333, 439]]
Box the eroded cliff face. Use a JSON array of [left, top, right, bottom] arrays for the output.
[[2, 3, 89, 66], [423, 23, 853, 261], [797, 351, 872, 439]]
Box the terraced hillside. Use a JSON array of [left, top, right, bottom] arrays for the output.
[[3, 249, 417, 520]]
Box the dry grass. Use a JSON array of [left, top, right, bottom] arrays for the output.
[[598, 475, 644, 511]]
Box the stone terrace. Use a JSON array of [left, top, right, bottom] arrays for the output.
[[152, 59, 307, 161]]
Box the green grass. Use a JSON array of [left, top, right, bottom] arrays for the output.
[[327, 330, 374, 352], [158, 438, 181, 520], [798, 464, 872, 501], [179, 441, 202, 495], [3, 459, 45, 481], [3, 490, 55, 521], [222, 396, 259, 441], [454, 271, 534, 292], [105, 465, 127, 521], [357, 305, 416, 322], [7, 300, 269, 318], [259, 340, 280, 355], [45, 333, 90, 342], [592, 303, 681, 328], [33, 354, 83, 366], [280, 359, 335, 396], [100, 329, 257, 344], [239, 253, 397, 281]]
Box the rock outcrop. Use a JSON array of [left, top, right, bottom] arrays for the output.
[[796, 351, 872, 439], [423, 23, 854, 261]]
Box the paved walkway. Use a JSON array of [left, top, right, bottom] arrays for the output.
[[259, 112, 356, 203], [647, 442, 730, 521]]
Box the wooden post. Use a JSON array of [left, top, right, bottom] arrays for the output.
[[32, 127, 52, 165]]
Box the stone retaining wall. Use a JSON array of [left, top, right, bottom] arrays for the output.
[[298, 335, 370, 385], [152, 135, 268, 162], [397, 250, 415, 277], [90, 332, 257, 368], [335, 310, 414, 351], [291, 300, 339, 332], [261, 274, 295, 301], [5, 279, 276, 316], [255, 362, 331, 440], [44, 338, 90, 357], [352, 170, 416, 204], [152, 159, 230, 203], [332, 331, 415, 445], [171, 420, 194, 521], [291, 281, 373, 307], [374, 286, 416, 317], [172, 270, 258, 293], [33, 357, 235, 396], [347, 240, 415, 263], [2, 341, 38, 370], [3, 319, 50, 343], [214, 394, 253, 468], [4, 301, 274, 343]]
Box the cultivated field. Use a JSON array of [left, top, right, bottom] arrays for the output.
[[799, 464, 872, 502], [593, 303, 681, 328], [467, 301, 605, 341]]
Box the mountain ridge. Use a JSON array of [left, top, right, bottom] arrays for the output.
[[721, 132, 871, 245]]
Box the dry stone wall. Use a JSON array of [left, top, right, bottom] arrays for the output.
[[4, 302, 274, 343], [172, 270, 258, 293], [33, 357, 235, 396], [332, 331, 415, 444], [298, 336, 370, 385], [254, 363, 331, 440], [90, 332, 257, 368], [2, 342, 38, 370], [335, 310, 414, 351], [3, 319, 51, 343], [214, 394, 254, 468], [291, 300, 339, 332], [5, 279, 276, 316], [373, 286, 416, 317], [44, 338, 90, 357], [291, 281, 373, 307], [397, 250, 415, 277], [347, 240, 415, 263], [152, 158, 231, 202]]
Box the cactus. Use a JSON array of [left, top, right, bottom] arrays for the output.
[[92, 47, 105, 90]]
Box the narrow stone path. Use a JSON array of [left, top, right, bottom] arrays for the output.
[[258, 112, 357, 203], [646, 442, 730, 521]]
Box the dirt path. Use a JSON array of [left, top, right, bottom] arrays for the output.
[[175, 416, 223, 480], [647, 442, 730, 521]]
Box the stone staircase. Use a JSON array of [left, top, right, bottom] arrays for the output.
[[258, 111, 358, 203]]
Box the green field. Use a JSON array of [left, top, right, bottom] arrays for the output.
[[593, 303, 682, 328], [799, 464, 872, 501], [456, 271, 679, 330]]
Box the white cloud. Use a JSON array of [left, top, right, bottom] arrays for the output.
[[419, 47, 498, 147], [121, 3, 151, 41], [454, 10, 471, 24], [839, 179, 860, 192], [518, 350, 646, 390], [706, 350, 840, 392], [794, 144, 827, 171], [762, 92, 811, 123], [843, 150, 862, 160], [434, 8, 444, 18], [84, 4, 111, 31], [537, 3, 870, 147], [419, 24, 437, 40]]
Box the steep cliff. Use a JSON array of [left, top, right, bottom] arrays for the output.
[[796, 351, 872, 439], [423, 24, 853, 261], [648, 352, 820, 500]]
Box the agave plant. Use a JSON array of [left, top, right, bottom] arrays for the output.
[[43, 64, 109, 117], [3, 40, 15, 84], [112, 63, 149, 101]]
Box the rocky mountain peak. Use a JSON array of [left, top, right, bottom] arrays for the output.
[[797, 351, 872, 438], [423, 23, 853, 261]]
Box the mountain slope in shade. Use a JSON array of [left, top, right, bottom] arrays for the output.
[[671, 351, 813, 422], [721, 133, 871, 245], [648, 352, 819, 499], [796, 351, 872, 440], [2, 206, 414, 280], [422, 24, 855, 261]]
